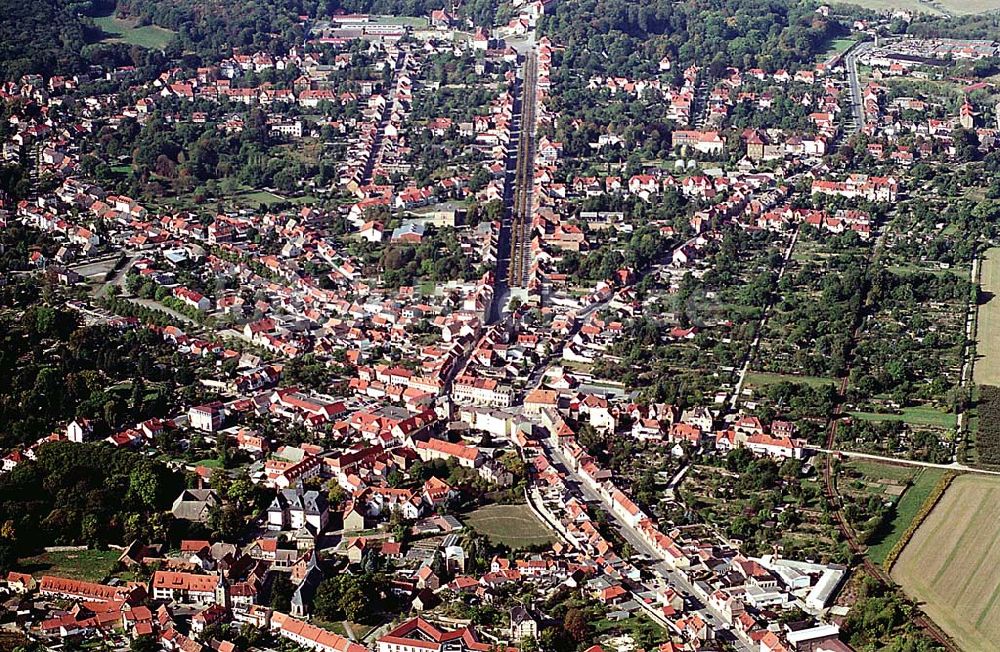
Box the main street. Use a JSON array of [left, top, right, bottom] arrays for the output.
[[539, 438, 753, 651], [843, 41, 873, 134]]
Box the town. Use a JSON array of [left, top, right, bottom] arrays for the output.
[[2, 0, 1000, 651]]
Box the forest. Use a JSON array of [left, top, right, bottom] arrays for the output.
[[540, 0, 841, 78], [0, 441, 184, 565], [0, 284, 202, 451]]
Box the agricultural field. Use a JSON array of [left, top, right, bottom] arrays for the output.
[[16, 549, 121, 582], [975, 248, 1000, 386], [837, 0, 1000, 15], [465, 504, 555, 549], [973, 385, 1000, 467], [892, 474, 1000, 652], [93, 14, 175, 49], [837, 460, 944, 564]]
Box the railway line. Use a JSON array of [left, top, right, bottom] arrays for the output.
[[508, 52, 538, 290]]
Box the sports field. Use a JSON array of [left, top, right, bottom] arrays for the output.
[[466, 504, 555, 549], [975, 248, 1000, 386], [892, 474, 1000, 651]]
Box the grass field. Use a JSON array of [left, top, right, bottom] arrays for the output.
[[817, 38, 856, 62], [892, 474, 1000, 651], [746, 372, 836, 389], [465, 504, 555, 549], [975, 248, 1000, 386], [850, 407, 957, 429], [17, 549, 120, 582], [375, 15, 430, 27], [93, 14, 175, 49], [861, 465, 944, 564]]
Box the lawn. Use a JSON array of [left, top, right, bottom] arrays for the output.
[[374, 15, 430, 27], [892, 474, 1000, 651], [863, 465, 944, 565], [93, 14, 175, 49], [236, 190, 288, 206], [975, 248, 1000, 386], [16, 549, 120, 582], [465, 504, 555, 549], [850, 406, 957, 429], [845, 459, 918, 484], [746, 372, 836, 389]]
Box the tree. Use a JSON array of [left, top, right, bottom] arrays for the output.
[[270, 572, 294, 612], [326, 480, 346, 507], [952, 127, 979, 162], [313, 576, 342, 620], [563, 608, 591, 643], [131, 636, 159, 652]]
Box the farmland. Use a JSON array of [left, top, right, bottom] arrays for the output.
[[973, 385, 1000, 467], [465, 504, 556, 549], [93, 14, 175, 49], [837, 0, 1000, 15], [975, 248, 1000, 386], [892, 474, 1000, 651]]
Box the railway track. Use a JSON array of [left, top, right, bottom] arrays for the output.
[[508, 52, 537, 289]]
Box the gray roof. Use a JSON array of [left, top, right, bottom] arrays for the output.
[[268, 488, 328, 515]]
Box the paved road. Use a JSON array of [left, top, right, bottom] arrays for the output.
[[843, 41, 873, 134], [541, 439, 751, 650]]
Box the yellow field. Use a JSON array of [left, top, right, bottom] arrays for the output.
[[975, 249, 1000, 386], [892, 474, 1000, 651], [839, 0, 1000, 15]]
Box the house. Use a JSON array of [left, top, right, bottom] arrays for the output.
[[151, 570, 224, 606], [66, 418, 93, 443], [191, 604, 228, 637], [376, 617, 505, 652], [672, 130, 726, 155], [171, 489, 221, 523], [267, 487, 330, 533], [270, 611, 367, 652], [414, 438, 483, 468], [4, 572, 36, 593], [391, 223, 426, 243], [510, 606, 539, 640], [174, 287, 211, 311], [342, 503, 368, 532], [360, 221, 385, 242], [189, 402, 226, 432], [39, 576, 144, 604], [346, 537, 369, 564]]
